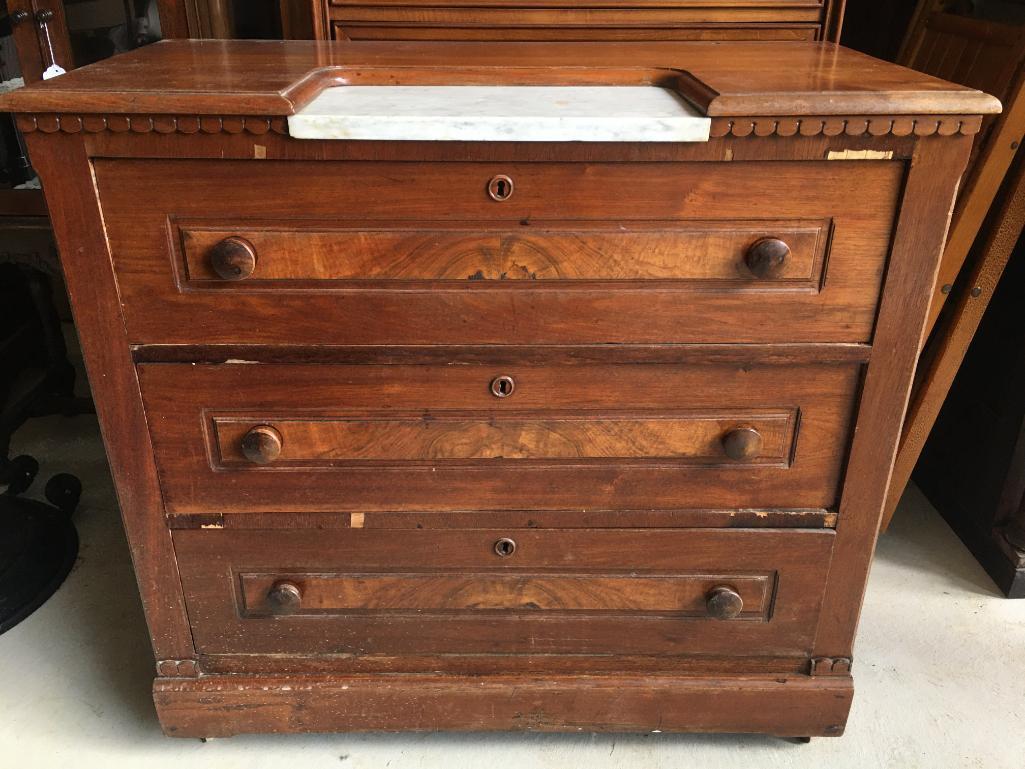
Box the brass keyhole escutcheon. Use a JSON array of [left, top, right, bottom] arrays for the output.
[[494, 537, 517, 557], [487, 175, 514, 201], [490, 375, 515, 398]]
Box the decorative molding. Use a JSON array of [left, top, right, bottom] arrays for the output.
[[709, 115, 983, 138], [157, 659, 202, 678], [809, 657, 853, 676], [14, 113, 289, 136], [14, 112, 983, 138]]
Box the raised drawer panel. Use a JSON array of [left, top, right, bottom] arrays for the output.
[[95, 159, 902, 345], [139, 360, 860, 513], [174, 527, 834, 656], [213, 412, 793, 464], [181, 220, 827, 284], [238, 572, 773, 616]]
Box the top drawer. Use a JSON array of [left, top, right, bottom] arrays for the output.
[[95, 159, 902, 346]]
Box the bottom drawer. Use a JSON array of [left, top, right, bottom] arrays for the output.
[[174, 528, 834, 657]]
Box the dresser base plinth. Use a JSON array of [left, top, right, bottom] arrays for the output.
[[152, 672, 853, 738]]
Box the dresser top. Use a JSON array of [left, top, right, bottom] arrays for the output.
[[0, 40, 1000, 119]]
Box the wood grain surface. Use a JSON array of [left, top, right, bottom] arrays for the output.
[[0, 40, 999, 118]]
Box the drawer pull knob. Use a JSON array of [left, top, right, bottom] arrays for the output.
[[241, 424, 283, 464], [490, 375, 516, 398], [706, 586, 744, 620], [721, 427, 763, 461], [745, 237, 791, 279], [267, 580, 302, 614], [209, 236, 257, 280], [493, 537, 517, 557], [487, 175, 514, 202]]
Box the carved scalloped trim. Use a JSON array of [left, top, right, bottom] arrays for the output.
[[14, 113, 289, 136], [15, 112, 983, 138], [710, 115, 983, 138]]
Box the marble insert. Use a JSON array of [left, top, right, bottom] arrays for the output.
[[288, 85, 711, 142]]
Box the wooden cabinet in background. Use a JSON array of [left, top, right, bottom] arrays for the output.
[[916, 209, 1025, 598], [305, 0, 847, 42]]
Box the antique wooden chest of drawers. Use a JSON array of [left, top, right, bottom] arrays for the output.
[[1, 40, 998, 738]]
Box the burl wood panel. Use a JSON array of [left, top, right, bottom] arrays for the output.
[[212, 412, 793, 463], [139, 360, 861, 513], [238, 572, 772, 615], [180, 220, 828, 284], [96, 159, 901, 345], [173, 527, 834, 656]]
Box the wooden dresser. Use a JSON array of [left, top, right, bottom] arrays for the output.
[[0, 40, 998, 738], [306, 0, 847, 42]]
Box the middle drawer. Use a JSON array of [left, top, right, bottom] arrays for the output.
[[139, 359, 862, 514]]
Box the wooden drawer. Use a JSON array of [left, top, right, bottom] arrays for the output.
[[173, 527, 835, 656], [95, 159, 903, 345], [324, 0, 830, 43], [138, 359, 861, 514], [331, 22, 818, 42]]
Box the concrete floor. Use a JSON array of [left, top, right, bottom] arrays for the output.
[[2, 409, 1024, 769]]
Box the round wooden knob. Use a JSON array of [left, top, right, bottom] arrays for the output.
[[706, 586, 743, 620], [241, 425, 282, 465], [721, 427, 762, 461], [267, 580, 302, 614], [209, 236, 257, 280], [745, 237, 791, 279]]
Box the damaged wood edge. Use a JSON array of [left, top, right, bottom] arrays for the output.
[[152, 672, 854, 737], [165, 508, 840, 530]]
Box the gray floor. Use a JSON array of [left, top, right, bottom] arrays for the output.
[[2, 409, 1024, 769]]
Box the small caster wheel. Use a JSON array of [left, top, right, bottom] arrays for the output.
[[45, 473, 82, 516], [782, 736, 812, 744], [2, 455, 39, 496]]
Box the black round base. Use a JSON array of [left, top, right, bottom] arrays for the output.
[[0, 493, 80, 636]]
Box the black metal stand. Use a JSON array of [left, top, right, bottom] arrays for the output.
[[0, 261, 92, 634], [0, 466, 81, 634]]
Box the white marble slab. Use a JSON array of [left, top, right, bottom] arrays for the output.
[[288, 85, 710, 142]]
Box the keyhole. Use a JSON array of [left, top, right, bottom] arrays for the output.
[[490, 375, 515, 398], [488, 175, 514, 201], [494, 537, 517, 557]]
